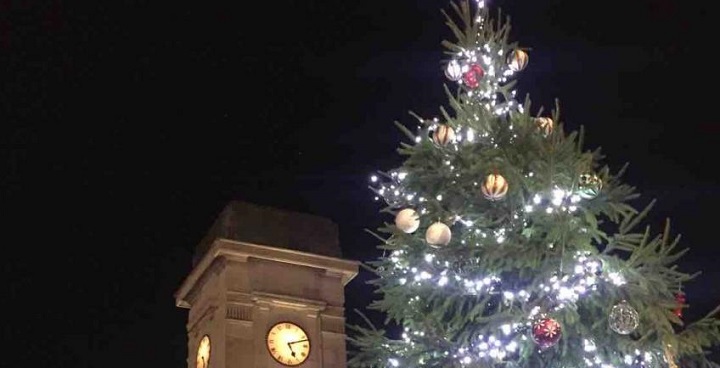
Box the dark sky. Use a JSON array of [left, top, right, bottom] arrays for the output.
[[2, 0, 719, 366]]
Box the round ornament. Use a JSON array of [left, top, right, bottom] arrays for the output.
[[507, 49, 529, 72], [481, 173, 509, 201], [445, 59, 463, 81], [395, 208, 420, 233], [578, 173, 602, 199], [432, 124, 456, 146], [531, 316, 562, 349], [608, 300, 639, 335], [425, 222, 452, 247], [535, 117, 554, 136], [673, 292, 686, 318], [461, 63, 484, 89]]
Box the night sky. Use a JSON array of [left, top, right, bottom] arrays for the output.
[[2, 0, 719, 366]]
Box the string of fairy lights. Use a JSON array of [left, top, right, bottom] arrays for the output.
[[365, 0, 671, 367]]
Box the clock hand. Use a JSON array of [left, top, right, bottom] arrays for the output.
[[287, 342, 297, 357], [288, 339, 309, 345]]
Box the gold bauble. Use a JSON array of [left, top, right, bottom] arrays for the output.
[[425, 222, 451, 247], [578, 173, 602, 199], [394, 208, 420, 233], [507, 49, 529, 72], [481, 173, 509, 201], [535, 117, 554, 136], [432, 124, 455, 146]]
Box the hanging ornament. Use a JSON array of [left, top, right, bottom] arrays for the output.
[[432, 124, 456, 146], [673, 292, 686, 318], [394, 208, 420, 233], [531, 316, 562, 349], [507, 49, 529, 72], [535, 117, 554, 137], [425, 222, 451, 247], [445, 59, 463, 81], [461, 63, 484, 89], [481, 173, 509, 201], [608, 300, 639, 335], [577, 173, 602, 199]]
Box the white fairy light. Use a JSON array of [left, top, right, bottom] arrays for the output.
[[438, 276, 448, 286], [607, 271, 626, 286], [501, 324, 512, 335]]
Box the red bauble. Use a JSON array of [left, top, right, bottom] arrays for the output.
[[674, 292, 686, 318], [462, 63, 484, 89], [532, 316, 562, 349]]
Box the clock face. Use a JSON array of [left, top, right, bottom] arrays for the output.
[[196, 335, 211, 368], [266, 322, 311, 366]]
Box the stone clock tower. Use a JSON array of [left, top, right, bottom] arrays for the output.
[[175, 201, 359, 368]]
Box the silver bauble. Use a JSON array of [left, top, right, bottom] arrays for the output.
[[609, 300, 639, 335], [445, 59, 463, 81]]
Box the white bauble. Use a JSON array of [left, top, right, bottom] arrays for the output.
[[395, 208, 420, 233], [425, 222, 451, 247], [445, 59, 463, 81]]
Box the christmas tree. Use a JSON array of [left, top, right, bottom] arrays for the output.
[[348, 1, 720, 367]]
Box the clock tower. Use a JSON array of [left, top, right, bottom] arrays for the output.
[[175, 201, 359, 368]]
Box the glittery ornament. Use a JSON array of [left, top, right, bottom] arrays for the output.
[[445, 59, 463, 81], [462, 63, 484, 89], [609, 300, 639, 335], [395, 208, 420, 233], [535, 117, 554, 136], [674, 292, 686, 318], [425, 222, 451, 247], [507, 49, 529, 72], [578, 173, 602, 199], [532, 316, 562, 349], [432, 124, 456, 146], [481, 173, 509, 201]]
